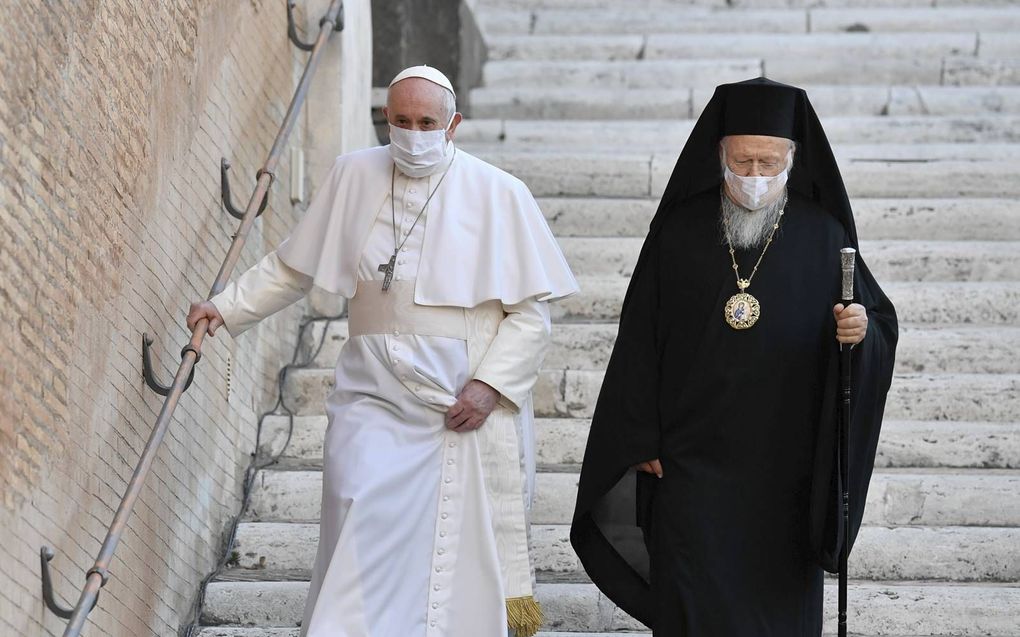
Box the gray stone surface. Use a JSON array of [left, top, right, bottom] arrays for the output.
[[529, 470, 1020, 527], [483, 59, 764, 89], [199, 0, 1020, 632], [474, 85, 1020, 119], [247, 468, 1020, 527], [551, 278, 1020, 323], [298, 319, 1020, 375], [470, 86, 694, 119], [543, 323, 1020, 374], [226, 521, 1020, 582], [258, 414, 1020, 471], [533, 368, 1020, 422], [457, 115, 1020, 146], [202, 580, 1020, 634], [469, 149, 1020, 198], [528, 197, 1020, 240], [486, 32, 975, 64], [284, 361, 1020, 420], [809, 7, 1020, 33], [556, 237, 1020, 281], [478, 7, 809, 35]]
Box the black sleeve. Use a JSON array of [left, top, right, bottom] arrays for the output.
[[570, 227, 664, 626]]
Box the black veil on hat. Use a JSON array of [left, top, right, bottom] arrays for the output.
[[653, 77, 859, 246]]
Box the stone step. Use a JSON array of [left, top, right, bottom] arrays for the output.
[[469, 150, 1020, 198], [246, 468, 1020, 527], [259, 414, 1020, 471], [194, 629, 922, 637], [476, 0, 1010, 9], [533, 367, 1020, 421], [282, 362, 1020, 422], [554, 238, 1020, 281], [192, 630, 641, 637], [194, 631, 651, 637], [484, 58, 768, 89], [553, 279, 1020, 324], [484, 34, 1020, 88], [225, 521, 1020, 583], [533, 418, 1020, 470], [537, 582, 1020, 635], [483, 59, 766, 89], [468, 85, 1020, 119], [476, 6, 1020, 36], [193, 627, 648, 631], [543, 324, 1020, 374], [486, 33, 990, 67], [470, 142, 1020, 162], [476, 0, 919, 8], [456, 115, 1020, 146], [482, 58, 1020, 90], [531, 470, 1020, 527], [297, 320, 1020, 375], [201, 580, 1020, 634], [533, 197, 1020, 240]]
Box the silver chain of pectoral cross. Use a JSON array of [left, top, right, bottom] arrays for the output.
[[379, 149, 457, 291]]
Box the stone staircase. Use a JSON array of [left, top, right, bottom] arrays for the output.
[[196, 1, 1020, 635]]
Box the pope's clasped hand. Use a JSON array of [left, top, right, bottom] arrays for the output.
[[446, 379, 500, 433]]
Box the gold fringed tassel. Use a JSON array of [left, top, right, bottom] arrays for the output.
[[506, 596, 544, 637]]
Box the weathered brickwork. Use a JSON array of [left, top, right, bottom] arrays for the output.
[[0, 1, 327, 634]]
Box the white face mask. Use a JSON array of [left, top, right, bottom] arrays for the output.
[[723, 151, 793, 211], [388, 114, 455, 178]]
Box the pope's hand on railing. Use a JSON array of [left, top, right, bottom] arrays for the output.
[[187, 301, 225, 336]]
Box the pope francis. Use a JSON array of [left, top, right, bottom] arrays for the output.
[[188, 66, 579, 637]]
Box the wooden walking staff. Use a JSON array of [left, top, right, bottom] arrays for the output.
[[837, 247, 856, 637]]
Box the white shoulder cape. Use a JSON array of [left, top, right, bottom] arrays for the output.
[[276, 145, 579, 307]]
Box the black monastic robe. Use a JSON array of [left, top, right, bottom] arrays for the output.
[[571, 187, 897, 635], [570, 76, 901, 636]]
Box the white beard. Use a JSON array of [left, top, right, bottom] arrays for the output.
[[720, 189, 787, 250]]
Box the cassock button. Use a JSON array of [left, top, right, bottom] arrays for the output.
[[441, 513, 448, 520], [407, 201, 414, 208], [432, 602, 439, 609], [448, 442, 456, 448], [440, 531, 446, 537], [444, 477, 452, 484], [437, 549, 445, 555], [443, 496, 450, 502], [435, 567, 441, 573], [447, 459, 454, 465], [410, 188, 416, 194], [394, 330, 400, 336], [430, 621, 436, 627], [434, 585, 440, 591]]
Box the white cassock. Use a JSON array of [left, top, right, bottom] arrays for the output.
[[210, 144, 579, 637]]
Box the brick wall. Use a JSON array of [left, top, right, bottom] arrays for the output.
[[0, 1, 370, 634]]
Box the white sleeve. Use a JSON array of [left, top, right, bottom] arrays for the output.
[[208, 251, 313, 338], [473, 296, 552, 412]]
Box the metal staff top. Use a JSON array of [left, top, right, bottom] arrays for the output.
[[840, 247, 856, 303]]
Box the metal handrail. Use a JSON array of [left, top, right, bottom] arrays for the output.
[[38, 2, 344, 635]]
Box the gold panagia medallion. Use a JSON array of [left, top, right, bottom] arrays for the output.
[[724, 292, 761, 330]]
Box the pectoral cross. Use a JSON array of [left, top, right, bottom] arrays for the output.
[[378, 254, 396, 291]]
